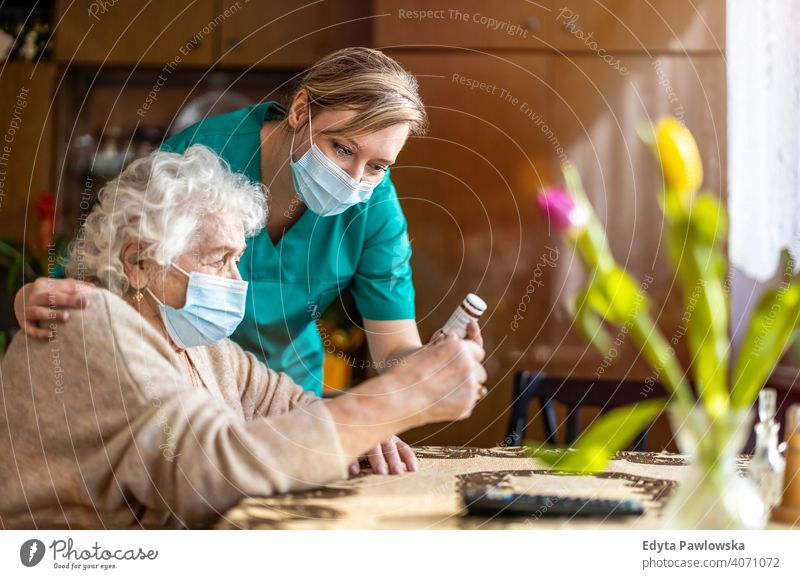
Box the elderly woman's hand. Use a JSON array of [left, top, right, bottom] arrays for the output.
[[326, 333, 486, 472], [430, 320, 483, 347], [14, 278, 95, 339], [348, 435, 418, 476]]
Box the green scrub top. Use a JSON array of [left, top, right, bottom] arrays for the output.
[[160, 102, 416, 395]]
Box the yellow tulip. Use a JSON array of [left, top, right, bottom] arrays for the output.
[[655, 117, 703, 198]]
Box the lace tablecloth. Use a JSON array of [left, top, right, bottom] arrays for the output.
[[218, 446, 791, 530]]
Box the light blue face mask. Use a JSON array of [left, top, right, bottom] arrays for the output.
[[289, 106, 380, 216], [146, 263, 248, 349]]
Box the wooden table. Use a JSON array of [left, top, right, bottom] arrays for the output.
[[218, 446, 793, 530]]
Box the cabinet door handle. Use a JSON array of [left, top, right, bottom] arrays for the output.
[[227, 36, 242, 49]]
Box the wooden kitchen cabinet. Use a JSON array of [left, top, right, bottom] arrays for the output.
[[54, 0, 371, 69], [375, 0, 724, 52], [0, 63, 57, 249], [54, 0, 217, 66], [217, 0, 371, 68], [550, 0, 725, 52], [374, 0, 551, 49]]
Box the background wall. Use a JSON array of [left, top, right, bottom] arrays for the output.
[[0, 0, 748, 450]]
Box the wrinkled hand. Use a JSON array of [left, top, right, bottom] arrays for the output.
[[430, 320, 483, 347], [348, 435, 418, 476], [14, 278, 95, 339], [401, 332, 487, 424]]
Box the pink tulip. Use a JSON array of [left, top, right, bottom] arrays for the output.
[[537, 187, 587, 231]]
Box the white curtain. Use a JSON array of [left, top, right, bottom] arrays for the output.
[[728, 0, 800, 281]]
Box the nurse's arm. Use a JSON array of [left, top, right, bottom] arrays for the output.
[[362, 318, 422, 373]]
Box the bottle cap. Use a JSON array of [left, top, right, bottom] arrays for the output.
[[464, 293, 487, 316]]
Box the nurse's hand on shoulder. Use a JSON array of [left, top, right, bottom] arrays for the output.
[[347, 435, 418, 476], [14, 278, 95, 339]]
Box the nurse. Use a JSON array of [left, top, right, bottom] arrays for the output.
[[13, 47, 483, 473]]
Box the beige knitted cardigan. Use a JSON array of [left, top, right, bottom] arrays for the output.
[[0, 288, 348, 529]]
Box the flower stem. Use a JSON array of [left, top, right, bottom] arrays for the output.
[[629, 310, 694, 409]]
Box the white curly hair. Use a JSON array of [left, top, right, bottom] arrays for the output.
[[65, 145, 267, 294]]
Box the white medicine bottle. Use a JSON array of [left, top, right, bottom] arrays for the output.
[[438, 293, 487, 339]]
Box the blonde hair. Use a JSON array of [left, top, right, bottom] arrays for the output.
[[291, 47, 427, 137]]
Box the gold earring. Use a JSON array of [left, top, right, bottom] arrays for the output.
[[133, 288, 144, 303]]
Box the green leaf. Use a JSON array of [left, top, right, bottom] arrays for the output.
[[658, 177, 730, 416], [526, 400, 667, 473], [577, 265, 648, 331], [0, 239, 42, 283], [564, 164, 616, 273], [562, 162, 583, 200], [603, 266, 648, 323], [666, 210, 730, 416], [688, 242, 730, 414], [627, 311, 694, 408], [569, 284, 613, 354], [732, 274, 800, 409], [0, 240, 21, 259], [659, 187, 685, 222], [690, 193, 728, 245], [0, 240, 22, 271], [6, 258, 23, 294]]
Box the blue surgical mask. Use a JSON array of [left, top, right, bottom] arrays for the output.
[[289, 107, 379, 216], [146, 263, 248, 349]]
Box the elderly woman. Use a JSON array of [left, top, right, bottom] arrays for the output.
[[0, 145, 486, 529]]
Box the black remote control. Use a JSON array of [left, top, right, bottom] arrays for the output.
[[462, 488, 644, 518]]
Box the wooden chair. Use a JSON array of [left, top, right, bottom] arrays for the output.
[[505, 371, 668, 451]]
